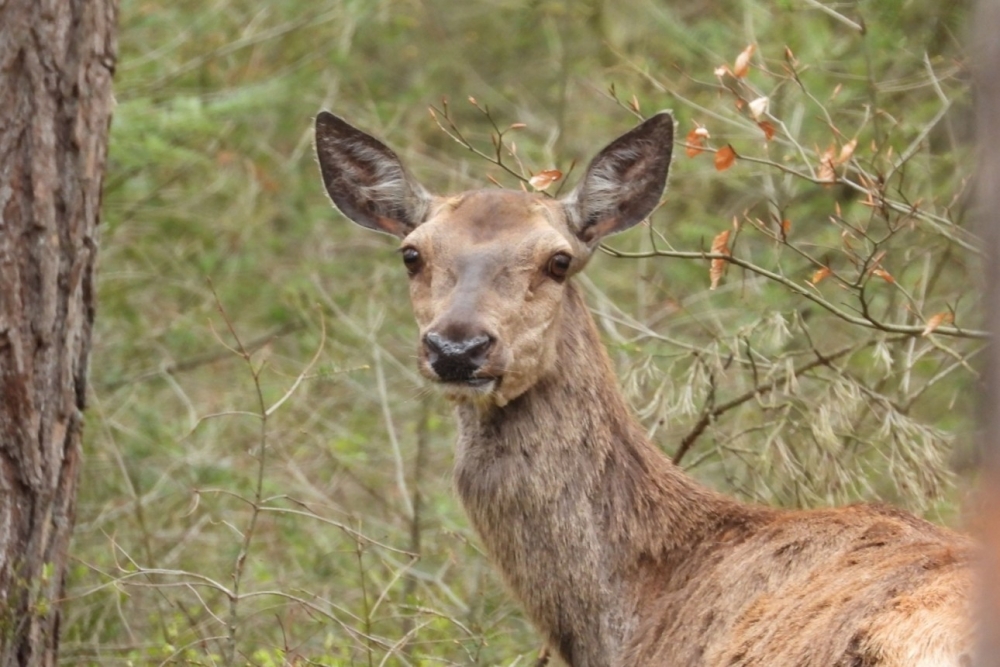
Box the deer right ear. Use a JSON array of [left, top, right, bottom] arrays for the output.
[[563, 112, 674, 247], [314, 111, 432, 238]]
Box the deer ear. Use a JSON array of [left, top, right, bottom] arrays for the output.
[[563, 112, 674, 246], [314, 111, 432, 238]]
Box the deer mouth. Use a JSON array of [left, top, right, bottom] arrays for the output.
[[433, 373, 502, 400], [438, 374, 500, 390], [421, 354, 502, 391], [456, 377, 494, 388]]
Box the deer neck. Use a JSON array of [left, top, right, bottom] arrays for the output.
[[451, 282, 733, 665]]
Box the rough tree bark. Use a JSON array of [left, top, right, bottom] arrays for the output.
[[0, 1, 118, 664]]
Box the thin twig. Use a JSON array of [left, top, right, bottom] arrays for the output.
[[600, 246, 987, 339], [673, 338, 895, 464], [98, 321, 304, 392], [372, 336, 414, 518], [800, 0, 865, 34]]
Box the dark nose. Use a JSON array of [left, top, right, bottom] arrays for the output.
[[423, 331, 493, 381]]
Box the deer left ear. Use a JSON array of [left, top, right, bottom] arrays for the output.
[[314, 111, 432, 238], [562, 112, 674, 246]]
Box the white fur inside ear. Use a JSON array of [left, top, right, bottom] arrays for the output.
[[338, 139, 430, 220], [569, 144, 644, 228], [562, 114, 672, 245]]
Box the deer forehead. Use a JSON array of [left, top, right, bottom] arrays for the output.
[[407, 190, 582, 262]]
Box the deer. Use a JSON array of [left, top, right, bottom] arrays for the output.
[[314, 109, 974, 666]]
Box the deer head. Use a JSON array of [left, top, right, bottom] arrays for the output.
[[315, 111, 674, 407]]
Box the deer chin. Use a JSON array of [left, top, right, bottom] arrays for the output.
[[437, 376, 503, 406], [434, 363, 539, 408]]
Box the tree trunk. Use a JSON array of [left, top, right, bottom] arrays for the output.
[[0, 1, 118, 664]]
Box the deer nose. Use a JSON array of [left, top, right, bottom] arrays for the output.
[[423, 331, 493, 382]]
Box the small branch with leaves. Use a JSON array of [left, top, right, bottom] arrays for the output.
[[429, 97, 569, 195]]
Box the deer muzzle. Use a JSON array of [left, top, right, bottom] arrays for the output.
[[423, 331, 495, 385]]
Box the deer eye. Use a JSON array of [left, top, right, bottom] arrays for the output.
[[401, 247, 422, 275], [546, 252, 572, 281]]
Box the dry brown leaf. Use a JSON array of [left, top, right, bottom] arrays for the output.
[[709, 230, 731, 290], [837, 138, 858, 165], [810, 266, 831, 285], [508, 122, 527, 131], [529, 169, 562, 191], [818, 145, 837, 183], [858, 173, 876, 207], [709, 261, 728, 290], [711, 229, 731, 253], [922, 312, 954, 336], [630, 94, 641, 113], [841, 229, 856, 251], [758, 121, 776, 141], [872, 268, 895, 284], [715, 145, 737, 171], [781, 218, 791, 236], [734, 44, 756, 78], [685, 127, 709, 157]]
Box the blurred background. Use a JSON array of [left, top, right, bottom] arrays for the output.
[[66, 0, 977, 663]]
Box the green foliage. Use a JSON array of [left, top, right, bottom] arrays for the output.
[[66, 0, 976, 664]]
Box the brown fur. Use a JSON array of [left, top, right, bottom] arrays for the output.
[[314, 111, 974, 666]]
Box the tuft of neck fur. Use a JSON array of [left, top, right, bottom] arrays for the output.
[[452, 283, 738, 666]]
